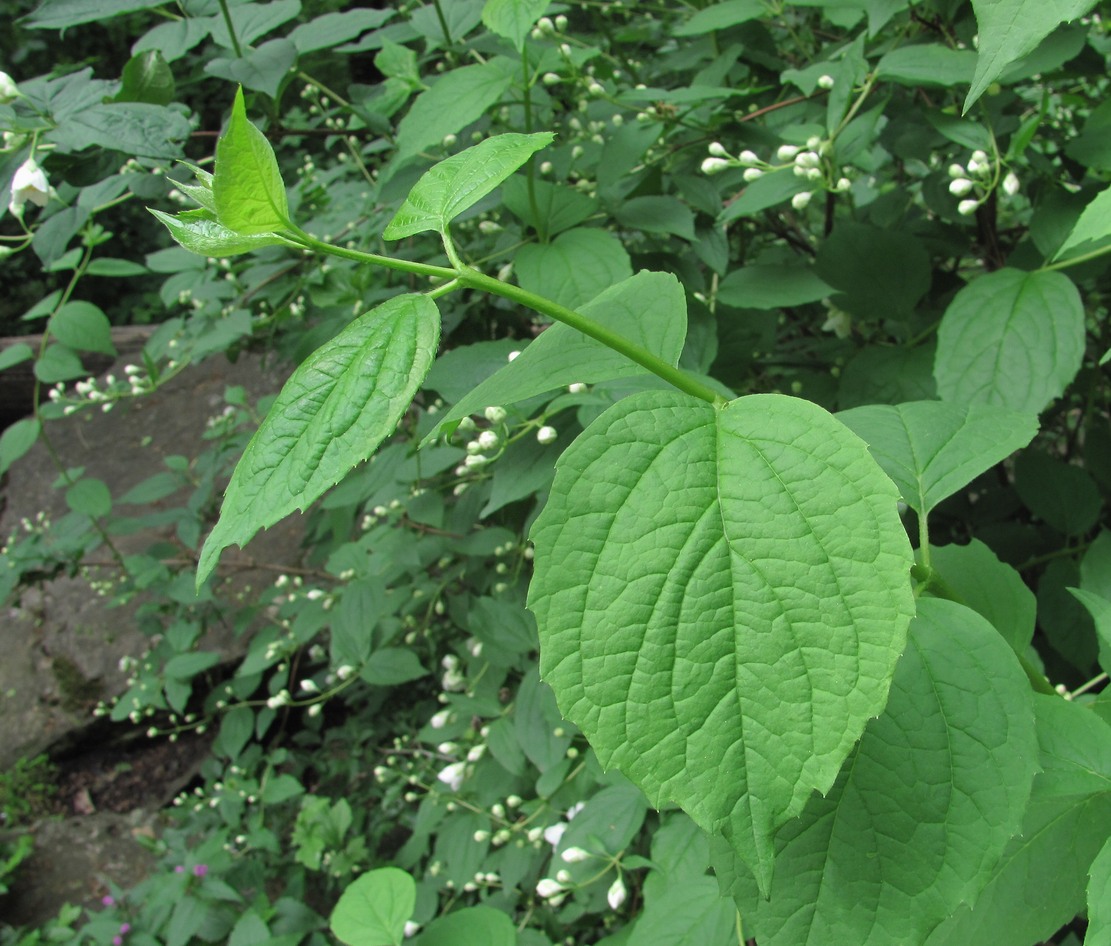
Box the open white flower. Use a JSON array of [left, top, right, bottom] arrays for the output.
[[9, 157, 49, 216], [437, 761, 467, 792]]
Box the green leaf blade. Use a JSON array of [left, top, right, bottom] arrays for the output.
[[481, 0, 552, 50], [330, 867, 415, 946], [150, 209, 291, 258], [427, 271, 686, 442], [933, 268, 1084, 415], [837, 400, 1038, 516], [741, 598, 1039, 946], [384, 132, 554, 239], [528, 391, 915, 892], [213, 87, 290, 234], [197, 294, 440, 586]]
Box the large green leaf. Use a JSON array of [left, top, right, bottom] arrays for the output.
[[330, 867, 414, 946], [214, 87, 290, 235], [23, 0, 166, 28], [417, 906, 516, 946], [933, 268, 1084, 415], [1053, 185, 1111, 261], [197, 294, 440, 586], [427, 271, 686, 441], [528, 390, 915, 892], [481, 0, 552, 49], [925, 696, 1111, 946], [725, 597, 1038, 946], [717, 263, 832, 309], [837, 400, 1038, 516], [514, 227, 632, 309], [150, 209, 293, 258], [502, 177, 598, 236], [383, 132, 554, 239], [1087, 837, 1111, 946], [814, 223, 931, 320], [206, 39, 298, 100], [930, 540, 1037, 653], [965, 0, 1097, 110], [47, 103, 191, 159], [614, 196, 697, 241], [394, 60, 516, 166]]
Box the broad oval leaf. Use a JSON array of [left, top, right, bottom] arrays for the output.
[[528, 390, 915, 892], [837, 400, 1038, 516], [717, 263, 832, 309], [427, 271, 686, 443], [49, 301, 117, 356], [933, 268, 1084, 415], [383, 132, 554, 239], [924, 695, 1111, 946], [730, 598, 1038, 946], [515, 227, 633, 309], [197, 294, 440, 586], [213, 87, 290, 235], [330, 866, 415, 946], [482, 0, 552, 50]]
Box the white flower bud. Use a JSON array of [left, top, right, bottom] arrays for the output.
[[588, 82, 605, 97], [561, 846, 591, 863], [478, 430, 499, 450], [437, 761, 467, 791], [738, 149, 760, 165], [742, 167, 763, 182], [536, 878, 564, 899], [948, 164, 966, 178], [0, 71, 19, 104], [555, 14, 568, 30], [485, 405, 507, 424], [701, 156, 730, 175], [607, 876, 628, 910], [817, 74, 835, 89], [544, 823, 567, 846], [791, 191, 812, 210], [708, 141, 729, 157], [949, 178, 975, 196], [794, 150, 820, 169], [958, 199, 979, 216], [835, 177, 852, 192], [1002, 171, 1020, 196], [403, 921, 421, 938], [542, 72, 561, 86], [776, 144, 800, 162], [537, 425, 558, 444]]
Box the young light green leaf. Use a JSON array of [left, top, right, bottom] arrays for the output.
[[197, 294, 440, 586], [383, 132, 554, 239], [481, 0, 552, 50], [735, 598, 1038, 946], [837, 400, 1038, 516], [150, 209, 293, 258], [965, 0, 1097, 111], [528, 390, 915, 893], [426, 271, 686, 443], [330, 867, 415, 946], [925, 696, 1111, 946], [213, 87, 290, 234], [393, 60, 516, 166], [514, 227, 632, 308], [1086, 836, 1111, 946], [934, 268, 1084, 414], [1053, 185, 1111, 260]]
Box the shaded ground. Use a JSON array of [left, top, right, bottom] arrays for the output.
[[0, 349, 305, 929]]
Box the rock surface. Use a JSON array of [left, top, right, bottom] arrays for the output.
[[0, 349, 305, 929]]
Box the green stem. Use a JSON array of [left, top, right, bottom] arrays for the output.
[[520, 47, 547, 243], [1040, 243, 1111, 273], [282, 224, 457, 281], [917, 511, 930, 569], [216, 0, 243, 58], [457, 267, 727, 406], [432, 0, 452, 43]]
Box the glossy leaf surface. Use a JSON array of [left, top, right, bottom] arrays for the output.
[[213, 87, 290, 234]]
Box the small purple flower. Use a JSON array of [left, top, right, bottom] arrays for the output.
[[101, 895, 115, 907], [174, 865, 185, 873], [193, 864, 208, 877], [119, 923, 131, 934], [112, 938, 122, 946]]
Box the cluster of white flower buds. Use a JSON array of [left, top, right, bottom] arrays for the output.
[[47, 365, 156, 416], [701, 137, 852, 212], [949, 150, 1020, 216]]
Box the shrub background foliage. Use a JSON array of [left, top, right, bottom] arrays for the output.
[[2, 1, 1111, 944]]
